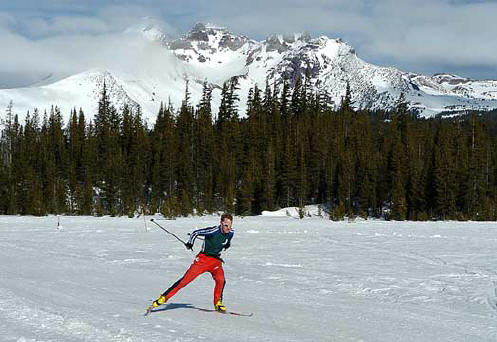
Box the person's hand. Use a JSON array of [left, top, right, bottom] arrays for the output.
[[223, 242, 230, 250], [185, 242, 193, 250]]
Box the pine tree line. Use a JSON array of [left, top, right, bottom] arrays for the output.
[[1, 81, 497, 220]]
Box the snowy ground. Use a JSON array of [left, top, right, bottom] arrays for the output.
[[1, 214, 497, 342]]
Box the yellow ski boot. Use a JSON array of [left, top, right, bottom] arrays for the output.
[[145, 295, 166, 316], [152, 295, 167, 308], [214, 299, 226, 313]]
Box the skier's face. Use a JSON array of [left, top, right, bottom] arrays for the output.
[[221, 218, 232, 233]]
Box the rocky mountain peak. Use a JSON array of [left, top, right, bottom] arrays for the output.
[[2, 22, 497, 121], [186, 22, 224, 41], [264, 32, 312, 53], [169, 22, 253, 58], [432, 73, 470, 85]]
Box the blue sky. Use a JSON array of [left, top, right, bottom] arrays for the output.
[[1, 0, 496, 87]]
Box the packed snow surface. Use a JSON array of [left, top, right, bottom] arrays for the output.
[[1, 214, 497, 341]]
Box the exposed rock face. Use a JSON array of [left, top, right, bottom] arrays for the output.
[[2, 21, 497, 122], [122, 22, 497, 116]]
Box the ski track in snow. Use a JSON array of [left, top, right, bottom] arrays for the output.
[[0, 215, 497, 341]]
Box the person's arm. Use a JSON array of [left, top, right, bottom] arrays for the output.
[[185, 226, 219, 249], [223, 231, 234, 250]]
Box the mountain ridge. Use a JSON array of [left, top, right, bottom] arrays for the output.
[[1, 21, 497, 123]]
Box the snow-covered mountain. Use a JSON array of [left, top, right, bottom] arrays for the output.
[[2, 22, 497, 124]]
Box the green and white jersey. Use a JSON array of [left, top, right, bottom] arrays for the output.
[[187, 225, 234, 257]]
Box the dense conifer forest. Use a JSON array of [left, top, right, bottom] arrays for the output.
[[1, 79, 497, 220]]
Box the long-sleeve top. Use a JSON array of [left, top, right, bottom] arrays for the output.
[[187, 225, 234, 257]]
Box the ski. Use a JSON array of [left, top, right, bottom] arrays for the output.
[[144, 306, 154, 316], [196, 307, 253, 317], [144, 305, 253, 317]]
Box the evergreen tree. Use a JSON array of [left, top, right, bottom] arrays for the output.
[[2, 77, 497, 221], [67, 108, 83, 214], [2, 104, 21, 214], [78, 109, 94, 215], [195, 82, 215, 213], [94, 82, 123, 215], [20, 110, 43, 215], [176, 82, 195, 215], [120, 105, 147, 216], [340, 82, 353, 112], [433, 120, 457, 219], [466, 113, 488, 218], [406, 123, 428, 220], [388, 96, 410, 220], [215, 79, 240, 213]]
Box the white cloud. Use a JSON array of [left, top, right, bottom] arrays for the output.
[[0, 0, 496, 85], [0, 6, 183, 87], [355, 1, 497, 68], [24, 16, 110, 37]]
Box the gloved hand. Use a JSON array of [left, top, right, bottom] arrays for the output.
[[223, 242, 230, 250], [185, 242, 193, 250]]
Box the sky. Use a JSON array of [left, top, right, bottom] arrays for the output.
[[1, 0, 496, 88]]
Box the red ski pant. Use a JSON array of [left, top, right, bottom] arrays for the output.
[[162, 253, 225, 305]]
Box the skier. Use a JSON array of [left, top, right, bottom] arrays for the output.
[[147, 213, 234, 313]]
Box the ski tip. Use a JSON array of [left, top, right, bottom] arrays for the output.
[[144, 307, 153, 316]]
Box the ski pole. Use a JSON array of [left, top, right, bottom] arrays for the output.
[[150, 219, 188, 246]]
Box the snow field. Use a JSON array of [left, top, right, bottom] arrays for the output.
[[0, 215, 497, 341]]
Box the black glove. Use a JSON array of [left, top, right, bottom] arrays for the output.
[[223, 242, 231, 250], [185, 242, 193, 250]]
